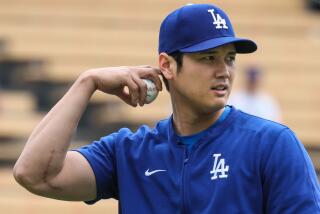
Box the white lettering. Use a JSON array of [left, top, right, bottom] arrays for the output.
[[210, 153, 229, 180], [208, 9, 228, 29]]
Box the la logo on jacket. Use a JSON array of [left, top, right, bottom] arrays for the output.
[[210, 153, 229, 180]]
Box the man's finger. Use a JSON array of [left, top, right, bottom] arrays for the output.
[[125, 77, 139, 107], [132, 74, 147, 106], [118, 92, 136, 107], [135, 67, 162, 91]]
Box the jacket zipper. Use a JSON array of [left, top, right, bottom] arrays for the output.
[[181, 146, 189, 214]]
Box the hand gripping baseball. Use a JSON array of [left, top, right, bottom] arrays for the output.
[[89, 65, 162, 107]]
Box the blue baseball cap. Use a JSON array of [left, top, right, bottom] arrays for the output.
[[158, 4, 257, 54]]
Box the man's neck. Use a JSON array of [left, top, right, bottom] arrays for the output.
[[172, 104, 224, 136]]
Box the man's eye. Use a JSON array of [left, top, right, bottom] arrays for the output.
[[201, 56, 215, 61], [226, 56, 236, 62]]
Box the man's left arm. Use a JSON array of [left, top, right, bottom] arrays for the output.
[[261, 128, 320, 213]]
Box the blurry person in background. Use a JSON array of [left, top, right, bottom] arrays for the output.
[[228, 66, 282, 122]]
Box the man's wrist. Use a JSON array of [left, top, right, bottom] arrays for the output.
[[77, 70, 98, 95]]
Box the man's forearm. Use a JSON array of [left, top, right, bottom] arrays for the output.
[[13, 65, 161, 198], [13, 72, 96, 186]]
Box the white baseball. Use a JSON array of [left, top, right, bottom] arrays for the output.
[[143, 79, 158, 104]]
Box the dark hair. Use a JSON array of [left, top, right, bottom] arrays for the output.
[[162, 51, 183, 91]]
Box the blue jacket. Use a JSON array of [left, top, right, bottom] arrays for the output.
[[77, 107, 320, 213]]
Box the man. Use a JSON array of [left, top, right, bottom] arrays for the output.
[[13, 3, 320, 213]]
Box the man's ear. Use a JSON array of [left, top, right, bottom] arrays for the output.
[[159, 53, 175, 80]]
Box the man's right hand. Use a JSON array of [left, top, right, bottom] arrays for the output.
[[88, 65, 162, 107]]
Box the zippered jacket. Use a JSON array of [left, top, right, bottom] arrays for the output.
[[77, 106, 320, 213]]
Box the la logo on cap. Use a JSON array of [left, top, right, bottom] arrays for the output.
[[208, 9, 228, 29]]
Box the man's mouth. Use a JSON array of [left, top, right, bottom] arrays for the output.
[[211, 84, 228, 96], [211, 85, 227, 91]]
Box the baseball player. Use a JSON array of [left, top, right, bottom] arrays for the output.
[[13, 4, 320, 213]]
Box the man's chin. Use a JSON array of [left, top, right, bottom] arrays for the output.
[[202, 102, 226, 114]]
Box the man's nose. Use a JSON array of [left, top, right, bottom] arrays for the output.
[[214, 59, 230, 78]]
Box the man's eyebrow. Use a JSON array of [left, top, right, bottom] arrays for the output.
[[198, 51, 217, 55], [197, 50, 237, 55]]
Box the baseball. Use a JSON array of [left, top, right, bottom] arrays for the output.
[[143, 79, 159, 104]]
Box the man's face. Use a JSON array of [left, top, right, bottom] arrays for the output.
[[170, 44, 236, 113]]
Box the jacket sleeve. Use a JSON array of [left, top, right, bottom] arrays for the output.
[[261, 128, 320, 213], [75, 132, 119, 204]]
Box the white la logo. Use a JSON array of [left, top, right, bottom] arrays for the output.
[[210, 153, 229, 180], [207, 9, 228, 29]]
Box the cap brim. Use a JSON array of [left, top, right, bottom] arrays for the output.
[[179, 37, 257, 54]]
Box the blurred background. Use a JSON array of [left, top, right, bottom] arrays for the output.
[[0, 0, 319, 213]]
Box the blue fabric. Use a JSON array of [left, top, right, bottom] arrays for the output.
[[76, 106, 320, 213], [178, 106, 231, 153]]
